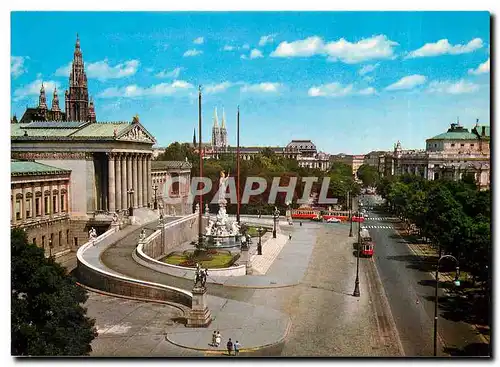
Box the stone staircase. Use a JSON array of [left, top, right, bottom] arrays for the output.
[[132, 207, 160, 226]]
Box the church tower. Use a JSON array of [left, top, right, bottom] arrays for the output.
[[38, 83, 47, 110], [51, 87, 63, 121], [65, 34, 94, 121], [211, 107, 220, 149], [220, 107, 228, 150]]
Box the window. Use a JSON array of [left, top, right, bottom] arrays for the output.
[[26, 198, 31, 218], [60, 195, 65, 212], [32, 238, 36, 246], [470, 144, 475, 147], [44, 196, 49, 215], [460, 143, 465, 147], [67, 230, 70, 245], [52, 196, 57, 213], [35, 198, 40, 216], [58, 231, 62, 247], [42, 235, 45, 248], [74, 237, 78, 247], [16, 200, 21, 220], [451, 143, 455, 147]]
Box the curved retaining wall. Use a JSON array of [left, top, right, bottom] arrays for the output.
[[76, 221, 193, 308]]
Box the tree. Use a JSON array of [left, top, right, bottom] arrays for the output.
[[356, 164, 379, 187], [11, 229, 97, 356]]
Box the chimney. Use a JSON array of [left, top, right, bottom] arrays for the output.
[[482, 126, 485, 136]]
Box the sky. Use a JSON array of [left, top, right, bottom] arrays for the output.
[[10, 11, 490, 154]]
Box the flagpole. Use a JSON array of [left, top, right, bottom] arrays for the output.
[[198, 86, 203, 246], [237, 106, 240, 224]]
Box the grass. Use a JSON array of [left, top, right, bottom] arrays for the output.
[[162, 250, 238, 268], [246, 226, 268, 237]]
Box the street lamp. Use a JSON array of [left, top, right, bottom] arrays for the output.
[[257, 227, 263, 255], [127, 188, 134, 216], [353, 210, 361, 297], [348, 191, 353, 237], [433, 254, 460, 356], [152, 185, 158, 210], [158, 213, 164, 252], [273, 207, 280, 239], [49, 239, 53, 258]]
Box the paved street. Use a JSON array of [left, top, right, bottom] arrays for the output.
[[360, 195, 487, 356]]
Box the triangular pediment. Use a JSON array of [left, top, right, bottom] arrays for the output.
[[117, 123, 156, 144]]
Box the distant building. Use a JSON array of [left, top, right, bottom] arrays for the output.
[[151, 160, 192, 215], [383, 120, 490, 189], [329, 154, 365, 177]]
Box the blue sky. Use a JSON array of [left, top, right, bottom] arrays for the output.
[[10, 11, 490, 154]]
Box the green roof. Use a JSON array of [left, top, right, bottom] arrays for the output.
[[472, 125, 490, 139], [11, 123, 79, 137], [11, 160, 71, 176], [152, 160, 192, 170], [427, 131, 478, 140], [69, 122, 130, 137]]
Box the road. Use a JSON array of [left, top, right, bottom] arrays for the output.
[[360, 195, 488, 356]]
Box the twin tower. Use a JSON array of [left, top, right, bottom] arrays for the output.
[[193, 107, 228, 151]]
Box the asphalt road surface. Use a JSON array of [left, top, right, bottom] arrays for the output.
[[361, 195, 487, 356]]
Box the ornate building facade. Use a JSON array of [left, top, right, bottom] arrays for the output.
[[19, 35, 97, 124], [382, 120, 490, 189]]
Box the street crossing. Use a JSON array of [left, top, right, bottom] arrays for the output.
[[362, 225, 394, 229], [364, 217, 399, 221]]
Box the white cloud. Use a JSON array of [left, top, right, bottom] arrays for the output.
[[242, 44, 250, 50], [308, 83, 375, 97], [99, 80, 194, 98], [55, 59, 139, 80], [363, 75, 374, 83], [358, 87, 376, 95], [240, 54, 247, 60], [11, 56, 27, 78], [271, 36, 324, 58], [223, 45, 235, 51], [406, 38, 483, 59], [468, 58, 490, 75], [385, 74, 427, 91], [183, 49, 203, 57], [427, 79, 480, 95], [249, 49, 264, 59], [270, 35, 398, 64], [241, 82, 282, 93], [193, 37, 204, 45], [156, 67, 183, 78], [358, 63, 379, 75], [13, 79, 60, 101], [55, 62, 72, 77], [258, 34, 276, 47], [204, 82, 235, 94], [87, 59, 139, 81]]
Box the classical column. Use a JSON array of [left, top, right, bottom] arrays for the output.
[[108, 153, 116, 213], [142, 154, 148, 207], [40, 183, 45, 217], [21, 185, 26, 220], [138, 154, 143, 207], [126, 154, 133, 209], [147, 155, 152, 207], [115, 154, 122, 210], [56, 182, 61, 213], [31, 185, 35, 218], [11, 194, 15, 224], [133, 154, 139, 208], [121, 154, 127, 210]]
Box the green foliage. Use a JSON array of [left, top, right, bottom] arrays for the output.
[[356, 164, 379, 187], [11, 229, 97, 356], [156, 142, 196, 162], [378, 175, 491, 283]]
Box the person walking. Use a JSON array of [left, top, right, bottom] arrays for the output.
[[211, 330, 217, 347], [234, 340, 241, 356], [215, 331, 221, 347], [226, 338, 233, 356]]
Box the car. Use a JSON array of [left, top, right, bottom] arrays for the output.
[[326, 217, 341, 223], [363, 213, 369, 218]]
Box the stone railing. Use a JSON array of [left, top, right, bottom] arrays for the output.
[[76, 221, 192, 308]]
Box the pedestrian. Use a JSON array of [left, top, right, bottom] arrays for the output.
[[227, 338, 233, 356], [211, 330, 217, 347], [234, 340, 241, 356], [215, 330, 221, 347], [289, 234, 292, 240], [300, 221, 302, 226]]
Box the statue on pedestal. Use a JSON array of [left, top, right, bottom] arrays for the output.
[[139, 229, 147, 242], [88, 227, 97, 239], [194, 263, 208, 288]]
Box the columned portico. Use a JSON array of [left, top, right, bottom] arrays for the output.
[[147, 155, 152, 207], [138, 155, 144, 207], [126, 154, 133, 208], [108, 153, 116, 212], [121, 155, 127, 210], [133, 154, 139, 208], [142, 155, 148, 207], [115, 155, 122, 210]]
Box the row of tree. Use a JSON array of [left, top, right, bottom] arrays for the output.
[[377, 174, 491, 284], [156, 142, 362, 213]]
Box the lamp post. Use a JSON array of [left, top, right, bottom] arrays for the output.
[[353, 210, 361, 297], [49, 239, 53, 258], [127, 188, 134, 216], [433, 254, 460, 356], [348, 191, 353, 237], [257, 227, 263, 255], [152, 185, 158, 210], [158, 213, 164, 253], [273, 207, 280, 239]]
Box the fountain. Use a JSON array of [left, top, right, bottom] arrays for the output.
[[204, 170, 241, 248]]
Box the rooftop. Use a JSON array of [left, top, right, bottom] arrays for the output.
[[152, 160, 192, 171], [11, 159, 71, 176]]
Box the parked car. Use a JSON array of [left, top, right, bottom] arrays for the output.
[[326, 217, 341, 223]]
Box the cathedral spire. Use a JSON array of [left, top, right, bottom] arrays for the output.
[[51, 86, 60, 112], [38, 82, 47, 110], [213, 107, 219, 127], [221, 107, 226, 128], [88, 97, 96, 122]]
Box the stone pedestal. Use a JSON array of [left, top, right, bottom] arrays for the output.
[[240, 246, 253, 275], [187, 287, 212, 328]]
